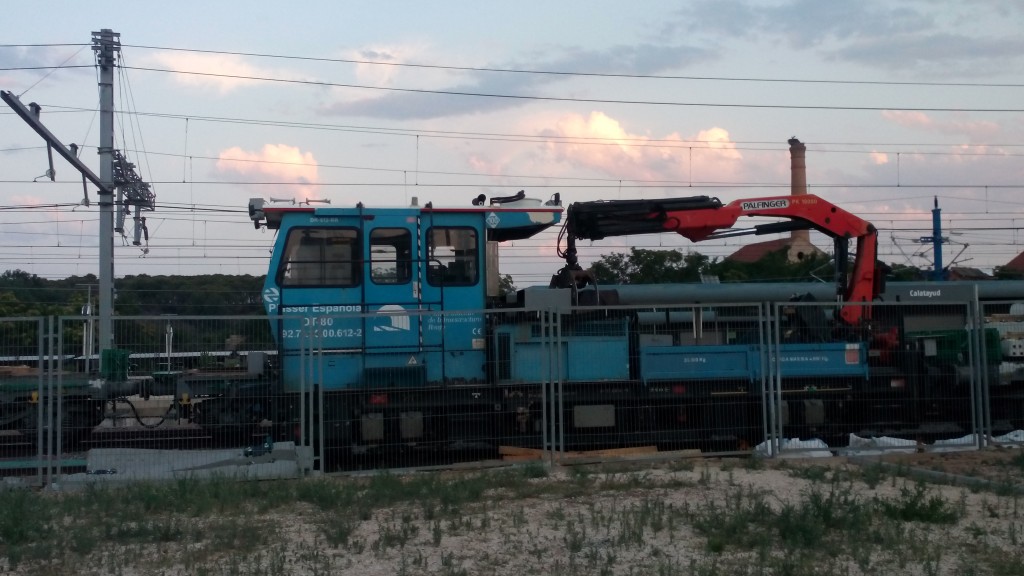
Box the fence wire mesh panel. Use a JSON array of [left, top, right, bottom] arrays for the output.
[[53, 315, 302, 484], [294, 308, 519, 472], [0, 317, 48, 486], [10, 291, 1017, 484], [980, 301, 1024, 446], [551, 303, 764, 459], [286, 302, 770, 471], [768, 300, 981, 457]]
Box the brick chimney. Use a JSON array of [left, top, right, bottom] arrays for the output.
[[788, 137, 810, 247]]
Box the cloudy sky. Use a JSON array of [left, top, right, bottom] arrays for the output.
[[1, 1, 1022, 286]]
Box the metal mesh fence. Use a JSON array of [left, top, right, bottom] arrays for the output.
[[768, 300, 982, 456], [548, 303, 766, 457], [307, 308, 526, 470], [0, 295, 1016, 485], [0, 317, 48, 486], [980, 301, 1024, 447], [49, 315, 301, 483]]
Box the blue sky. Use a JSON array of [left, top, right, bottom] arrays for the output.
[[1, 1, 1023, 285]]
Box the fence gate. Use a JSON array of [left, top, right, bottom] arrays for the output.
[[0, 318, 55, 486], [299, 326, 325, 472], [765, 299, 987, 455], [979, 300, 1024, 447]]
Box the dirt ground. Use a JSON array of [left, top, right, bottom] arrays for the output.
[[317, 447, 1024, 576], [3, 446, 1023, 576], [865, 446, 1024, 486]]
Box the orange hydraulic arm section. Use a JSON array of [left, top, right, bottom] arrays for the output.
[[555, 194, 880, 324]]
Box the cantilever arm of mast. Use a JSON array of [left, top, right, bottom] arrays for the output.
[[0, 90, 113, 195]]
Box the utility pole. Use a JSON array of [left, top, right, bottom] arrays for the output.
[[918, 197, 948, 281], [93, 29, 119, 359], [932, 197, 944, 281], [3, 29, 154, 372]]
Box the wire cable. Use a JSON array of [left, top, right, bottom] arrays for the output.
[[120, 43, 1024, 89], [17, 45, 89, 97], [122, 66, 1024, 113], [32, 105, 1024, 152]]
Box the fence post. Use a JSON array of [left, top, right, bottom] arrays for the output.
[[306, 327, 320, 472], [556, 308, 565, 461], [771, 303, 784, 457], [45, 316, 56, 487], [970, 292, 990, 449], [980, 300, 993, 447], [542, 309, 554, 464], [758, 303, 771, 457], [34, 317, 45, 486], [55, 316, 64, 480], [298, 324, 306, 457], [316, 328, 325, 473]]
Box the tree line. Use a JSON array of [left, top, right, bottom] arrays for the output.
[[586, 245, 885, 285], [0, 271, 266, 360], [0, 248, 973, 322], [0, 247, 1009, 360], [0, 270, 265, 318]]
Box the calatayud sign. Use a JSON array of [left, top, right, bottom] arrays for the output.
[[887, 283, 977, 302], [741, 199, 789, 211]]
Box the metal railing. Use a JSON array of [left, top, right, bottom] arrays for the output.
[[0, 298, 1021, 487]]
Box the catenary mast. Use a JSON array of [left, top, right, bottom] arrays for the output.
[[1, 29, 153, 370], [93, 28, 119, 357]]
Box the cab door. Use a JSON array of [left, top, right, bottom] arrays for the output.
[[361, 211, 426, 386], [418, 212, 487, 384], [271, 215, 365, 391]]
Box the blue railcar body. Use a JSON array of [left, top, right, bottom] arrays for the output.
[[776, 343, 868, 380], [260, 198, 562, 393], [241, 194, 1019, 455], [492, 319, 631, 383], [640, 344, 760, 383], [639, 342, 867, 384]]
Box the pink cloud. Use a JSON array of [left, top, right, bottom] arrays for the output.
[[0, 195, 72, 237], [217, 144, 319, 195], [466, 155, 505, 178], [325, 43, 463, 106], [539, 111, 743, 183], [881, 111, 1001, 142], [10, 194, 47, 206], [344, 44, 438, 86], [882, 110, 934, 130], [147, 53, 297, 94]]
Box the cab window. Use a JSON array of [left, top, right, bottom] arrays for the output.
[[278, 227, 359, 286], [370, 228, 412, 284], [427, 227, 477, 286]]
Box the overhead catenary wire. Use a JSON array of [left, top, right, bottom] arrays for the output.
[[11, 106, 1024, 156], [117, 43, 1024, 89], [4, 41, 1024, 278], [6, 180, 1024, 192], [7, 42, 1024, 89], [60, 66, 1024, 113], [0, 65, 94, 72], [14, 45, 90, 97]]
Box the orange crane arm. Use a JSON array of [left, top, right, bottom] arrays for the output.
[[556, 194, 880, 324]]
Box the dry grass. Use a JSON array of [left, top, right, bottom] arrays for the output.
[[0, 451, 1022, 575]]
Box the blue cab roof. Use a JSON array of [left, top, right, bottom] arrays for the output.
[[249, 196, 563, 242]]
